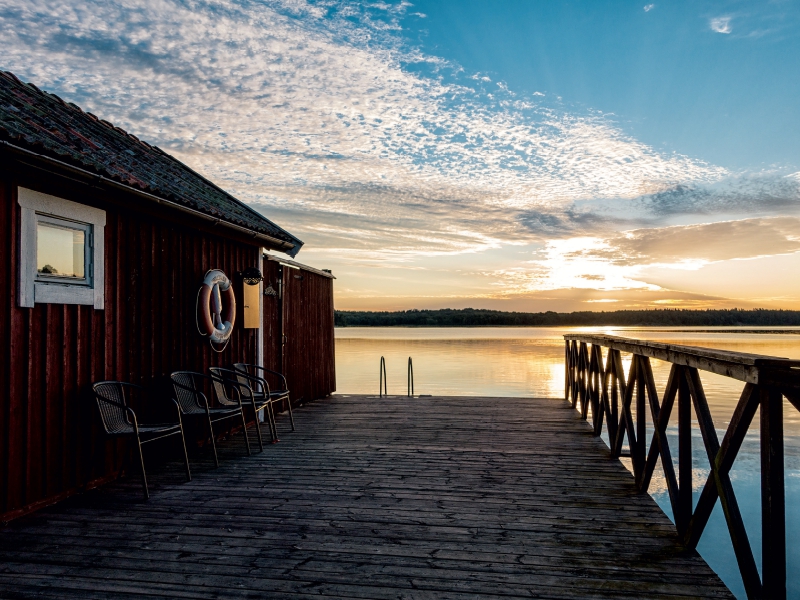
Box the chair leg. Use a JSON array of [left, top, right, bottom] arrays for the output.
[[206, 413, 220, 468], [240, 408, 252, 456], [266, 401, 278, 443], [286, 395, 296, 431], [178, 425, 192, 482], [252, 402, 265, 452], [135, 437, 149, 500]]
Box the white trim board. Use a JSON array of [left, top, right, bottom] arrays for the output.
[[17, 187, 106, 309]]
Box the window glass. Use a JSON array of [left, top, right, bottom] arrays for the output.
[[37, 220, 87, 280]]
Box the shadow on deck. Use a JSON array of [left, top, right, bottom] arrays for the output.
[[0, 395, 732, 599]]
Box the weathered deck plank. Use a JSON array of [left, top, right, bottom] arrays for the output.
[[0, 395, 732, 598]]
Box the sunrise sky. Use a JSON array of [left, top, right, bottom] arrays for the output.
[[3, 0, 799, 311]]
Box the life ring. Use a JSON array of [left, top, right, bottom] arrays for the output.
[[197, 269, 236, 345]]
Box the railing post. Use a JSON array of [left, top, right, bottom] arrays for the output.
[[761, 387, 786, 599], [677, 366, 692, 537], [577, 340, 581, 405], [635, 356, 647, 483], [565, 340, 570, 401], [610, 350, 619, 439], [579, 342, 590, 419], [604, 348, 617, 445], [591, 345, 602, 433], [569, 341, 578, 406], [576, 342, 583, 411]]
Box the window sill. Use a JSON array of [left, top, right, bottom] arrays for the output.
[[34, 282, 95, 305]]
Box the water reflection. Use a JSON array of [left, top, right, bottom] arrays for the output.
[[335, 326, 800, 599], [336, 336, 565, 398]]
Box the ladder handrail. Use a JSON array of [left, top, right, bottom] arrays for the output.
[[408, 357, 414, 397], [379, 356, 387, 397]]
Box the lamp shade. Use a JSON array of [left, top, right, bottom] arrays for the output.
[[241, 267, 263, 286]]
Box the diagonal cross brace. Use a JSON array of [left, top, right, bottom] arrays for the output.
[[683, 371, 762, 599], [640, 362, 681, 525], [612, 353, 641, 474]]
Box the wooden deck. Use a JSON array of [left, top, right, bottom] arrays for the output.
[[0, 395, 732, 599]]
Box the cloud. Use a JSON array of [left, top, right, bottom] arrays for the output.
[[492, 217, 800, 299], [643, 4, 655, 13], [2, 0, 798, 310], [0, 0, 730, 259], [639, 174, 800, 217], [710, 16, 732, 34], [604, 217, 800, 265], [705, 6, 800, 41]]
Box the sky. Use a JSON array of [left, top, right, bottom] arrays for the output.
[[1, 0, 799, 312]]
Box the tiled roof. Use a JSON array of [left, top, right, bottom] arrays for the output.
[[0, 71, 302, 255]]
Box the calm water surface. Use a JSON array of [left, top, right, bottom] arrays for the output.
[[335, 326, 800, 599]]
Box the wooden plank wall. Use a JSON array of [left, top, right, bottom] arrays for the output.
[[262, 259, 281, 372], [0, 174, 261, 521], [262, 260, 336, 406]]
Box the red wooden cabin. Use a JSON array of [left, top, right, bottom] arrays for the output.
[[0, 71, 335, 522]]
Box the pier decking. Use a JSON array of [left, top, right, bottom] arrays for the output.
[[0, 395, 731, 599]]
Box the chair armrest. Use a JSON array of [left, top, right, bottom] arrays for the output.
[[210, 368, 253, 407], [126, 406, 140, 434], [230, 384, 244, 407], [171, 377, 210, 411], [253, 366, 288, 390], [95, 395, 128, 411], [169, 398, 184, 425], [96, 394, 140, 422], [237, 370, 270, 396], [93, 383, 142, 434], [234, 381, 259, 405]]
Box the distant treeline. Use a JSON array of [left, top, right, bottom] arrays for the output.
[[334, 308, 800, 327]]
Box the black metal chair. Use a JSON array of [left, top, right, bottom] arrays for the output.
[[233, 363, 295, 432], [92, 381, 191, 500], [209, 367, 275, 452], [170, 371, 251, 466]]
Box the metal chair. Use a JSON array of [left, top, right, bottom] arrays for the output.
[[92, 381, 191, 500], [209, 367, 275, 452], [233, 363, 295, 432], [170, 371, 251, 466]]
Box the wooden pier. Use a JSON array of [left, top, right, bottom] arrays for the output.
[[0, 395, 731, 599]]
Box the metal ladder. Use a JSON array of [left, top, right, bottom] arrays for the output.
[[378, 356, 415, 397]]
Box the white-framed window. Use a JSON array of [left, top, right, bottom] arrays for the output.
[[18, 187, 105, 309]]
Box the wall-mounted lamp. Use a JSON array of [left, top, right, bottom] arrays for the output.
[[241, 267, 263, 286]]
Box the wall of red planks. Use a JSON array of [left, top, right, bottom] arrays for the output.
[[0, 167, 266, 521], [262, 259, 336, 408]]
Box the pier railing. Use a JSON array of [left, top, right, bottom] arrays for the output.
[[564, 334, 800, 600]]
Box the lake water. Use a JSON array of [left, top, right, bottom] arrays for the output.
[[335, 326, 800, 599]]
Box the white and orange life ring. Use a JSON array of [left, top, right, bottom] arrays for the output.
[[197, 270, 236, 346]]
